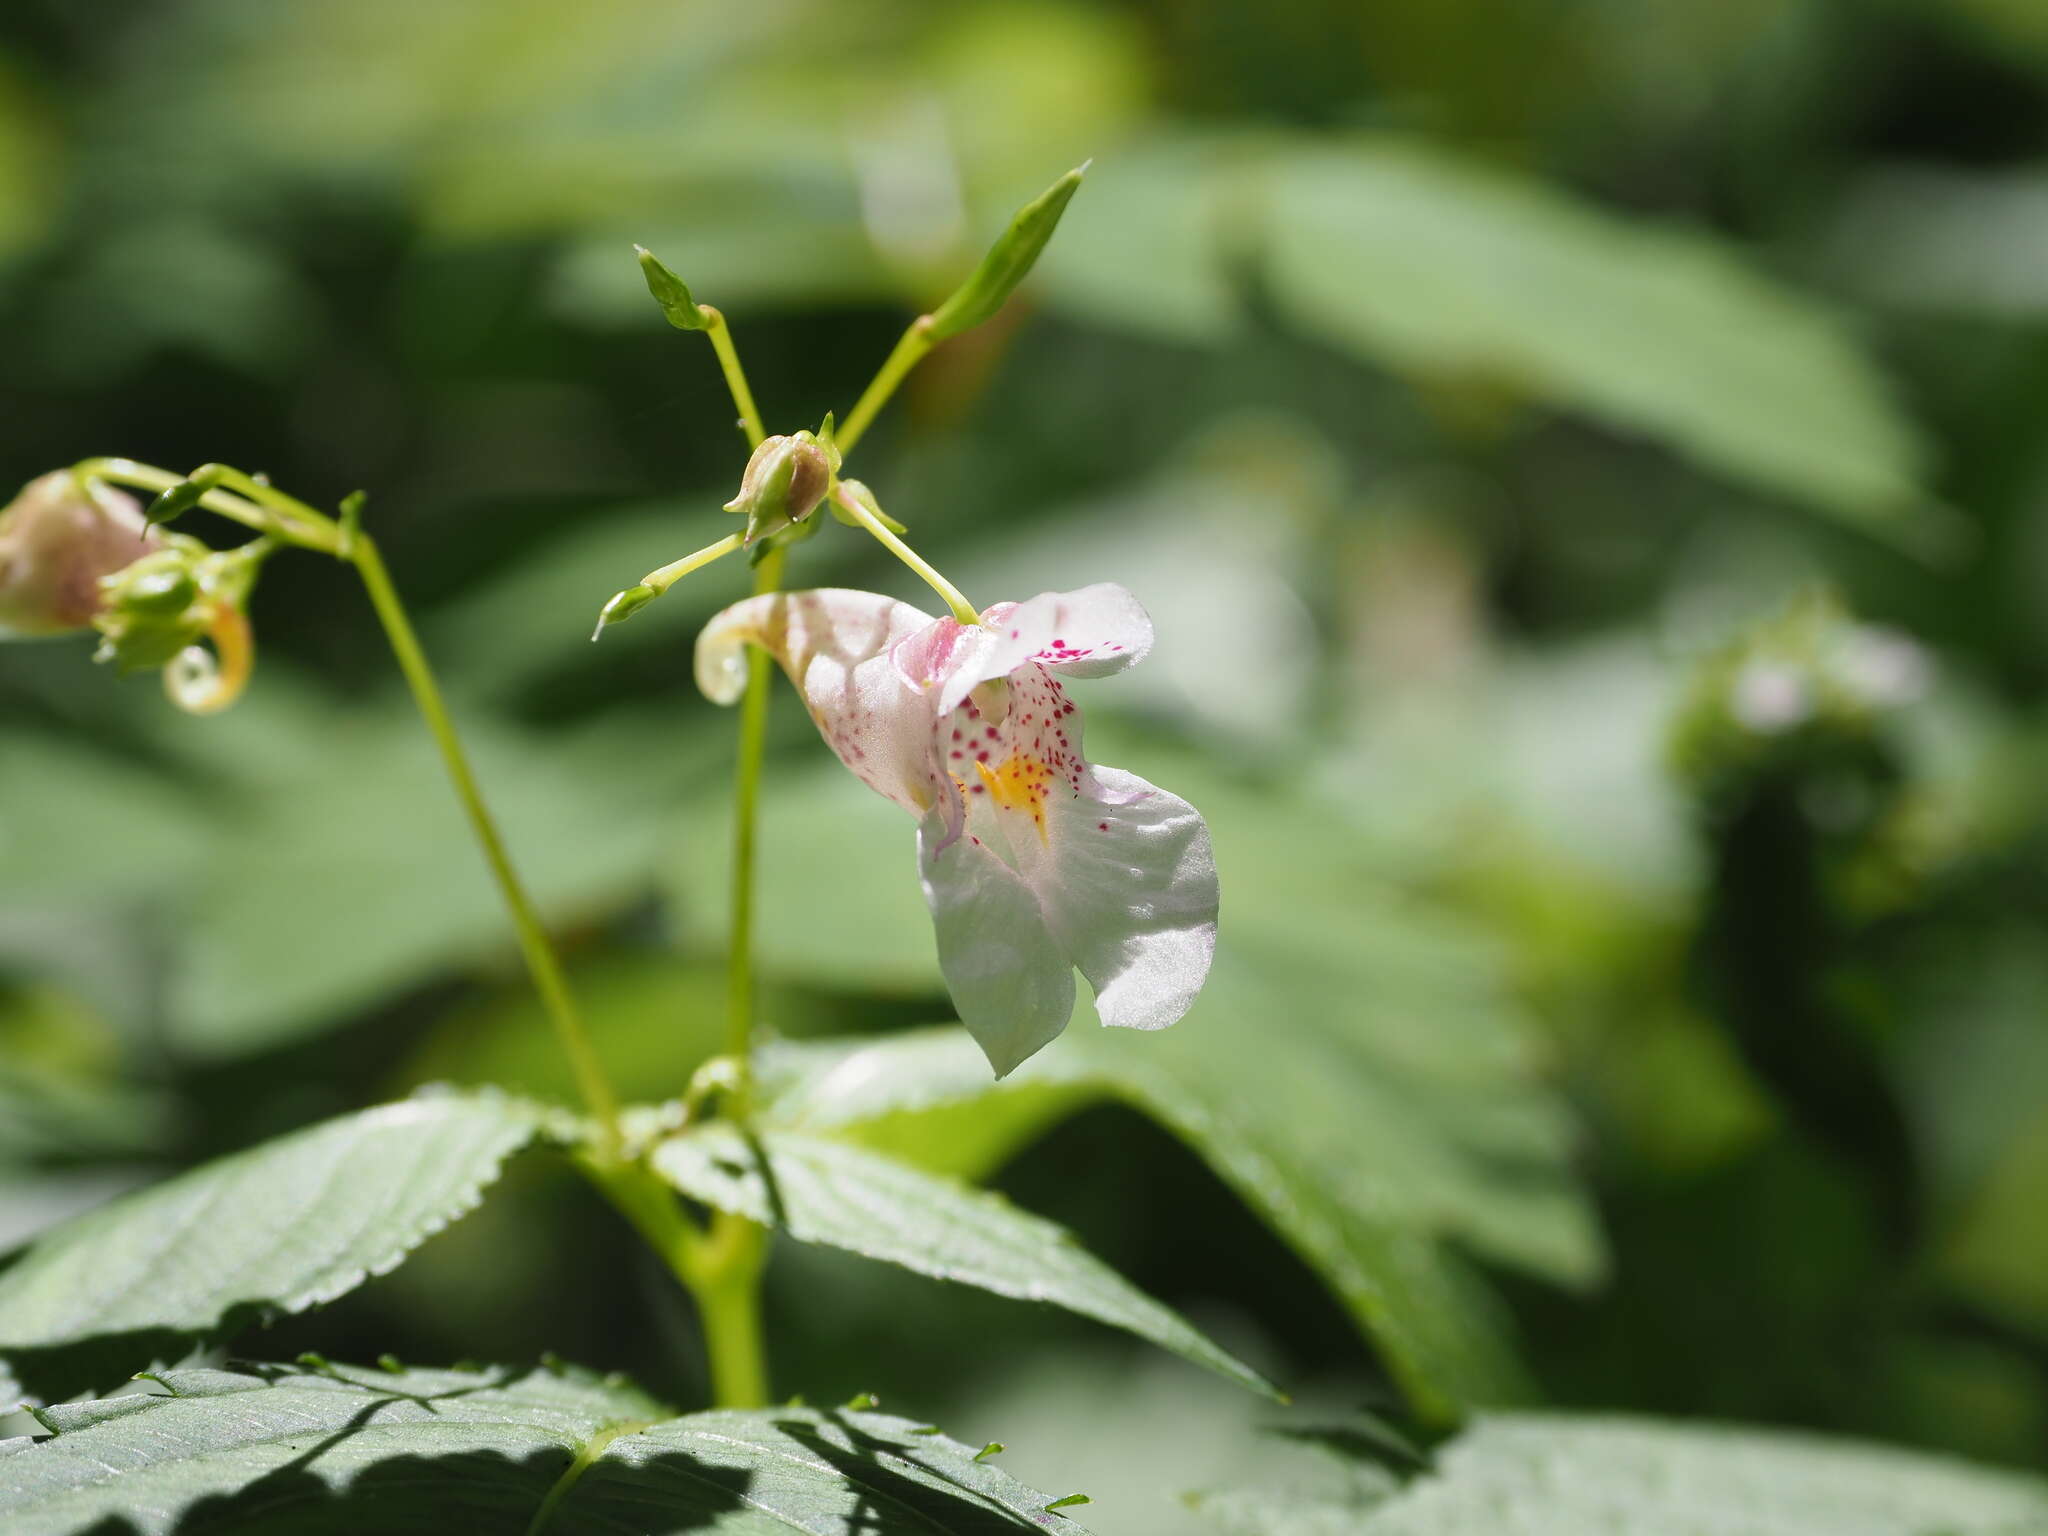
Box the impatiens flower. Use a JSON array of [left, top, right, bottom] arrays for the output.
[[697, 583, 1217, 1076], [0, 472, 158, 639]]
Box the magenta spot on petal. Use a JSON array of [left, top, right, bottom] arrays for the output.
[[1097, 822, 1109, 831], [970, 785, 986, 794]]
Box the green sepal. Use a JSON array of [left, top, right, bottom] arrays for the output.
[[144, 465, 227, 528], [635, 244, 709, 331], [927, 163, 1088, 341]]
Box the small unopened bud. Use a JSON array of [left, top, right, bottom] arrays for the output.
[[0, 473, 159, 638], [592, 583, 657, 641], [724, 431, 837, 547], [94, 536, 268, 713]]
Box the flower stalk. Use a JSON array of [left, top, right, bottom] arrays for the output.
[[70, 457, 624, 1159]]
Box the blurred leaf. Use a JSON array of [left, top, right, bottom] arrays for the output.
[[0, 61, 53, 264], [1827, 164, 2048, 318], [0, 1093, 544, 1404], [1266, 141, 1941, 542], [0, 1359, 1091, 1533], [394, 950, 837, 1108], [1943, 1107, 2048, 1340], [1034, 136, 1246, 343], [653, 1124, 1279, 1400], [0, 731, 212, 910], [1910, 0, 2048, 67], [425, 499, 729, 698], [1190, 1412, 2048, 1534], [759, 1027, 1533, 1423], [157, 683, 691, 1057]]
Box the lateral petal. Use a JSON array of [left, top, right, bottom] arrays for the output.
[[917, 811, 1078, 1076]]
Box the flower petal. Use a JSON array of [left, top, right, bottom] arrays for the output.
[[696, 588, 942, 815], [917, 811, 1077, 1076], [937, 583, 1154, 716], [1029, 763, 1218, 1031]]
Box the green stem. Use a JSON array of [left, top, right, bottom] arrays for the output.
[[725, 544, 787, 1097], [833, 485, 979, 624], [583, 1151, 769, 1409], [352, 537, 623, 1156], [644, 531, 744, 594], [837, 316, 934, 457], [694, 1217, 770, 1408], [80, 459, 624, 1152], [73, 457, 340, 554], [698, 306, 766, 449]]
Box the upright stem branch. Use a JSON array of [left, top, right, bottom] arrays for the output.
[[837, 317, 934, 457], [723, 544, 786, 1106], [76, 458, 624, 1152], [352, 537, 622, 1156], [698, 306, 766, 450]]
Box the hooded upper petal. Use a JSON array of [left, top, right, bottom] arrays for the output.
[[935, 582, 1155, 716], [695, 588, 942, 816]]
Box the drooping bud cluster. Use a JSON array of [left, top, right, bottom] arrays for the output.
[[0, 472, 160, 638], [93, 532, 269, 714], [724, 430, 838, 548]]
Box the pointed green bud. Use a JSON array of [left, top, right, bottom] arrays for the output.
[[725, 431, 835, 547], [115, 562, 198, 617], [0, 472, 160, 638], [928, 164, 1088, 341], [636, 244, 709, 331], [144, 464, 227, 527], [974, 1442, 1004, 1463], [592, 582, 658, 641], [94, 547, 213, 672], [1044, 1494, 1092, 1513]]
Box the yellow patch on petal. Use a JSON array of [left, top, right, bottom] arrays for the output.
[[976, 753, 1053, 843]]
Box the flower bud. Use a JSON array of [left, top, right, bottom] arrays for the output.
[[95, 549, 212, 672], [0, 472, 159, 638], [724, 431, 837, 547], [591, 582, 658, 641], [94, 536, 268, 713]]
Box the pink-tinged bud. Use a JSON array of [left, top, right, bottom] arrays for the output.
[[723, 431, 837, 547], [0, 473, 160, 638]]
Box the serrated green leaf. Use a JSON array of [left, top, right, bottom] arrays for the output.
[[0, 1360, 1091, 1533], [1190, 1413, 2048, 1535], [651, 1125, 1279, 1401], [723, 756, 1599, 1420], [559, 1401, 1099, 1533], [0, 1094, 545, 1403], [757, 1029, 1528, 1421], [1266, 141, 1940, 543]]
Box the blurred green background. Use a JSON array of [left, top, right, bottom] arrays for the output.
[[4, 0, 2048, 1526]]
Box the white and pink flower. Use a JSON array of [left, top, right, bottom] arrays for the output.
[[697, 583, 1217, 1076]]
